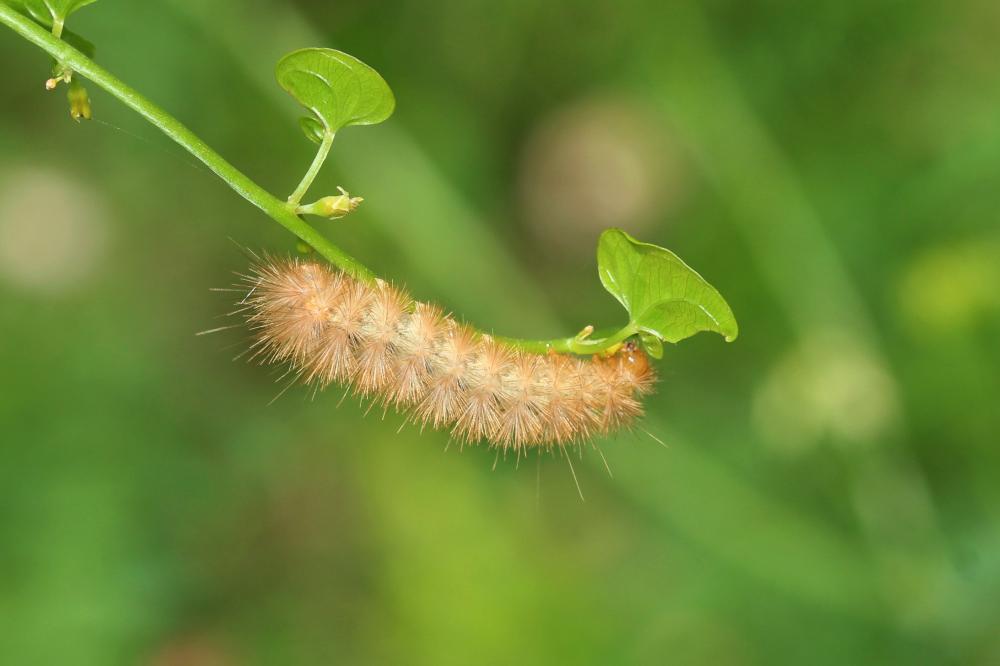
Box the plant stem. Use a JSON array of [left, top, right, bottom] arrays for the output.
[[287, 130, 334, 206], [496, 323, 637, 355], [0, 4, 638, 357], [0, 4, 373, 282]]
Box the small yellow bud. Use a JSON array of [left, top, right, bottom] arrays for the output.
[[47, 65, 73, 90], [68, 80, 92, 121], [296, 186, 364, 219]]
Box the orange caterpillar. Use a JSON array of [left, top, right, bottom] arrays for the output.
[[240, 257, 655, 450]]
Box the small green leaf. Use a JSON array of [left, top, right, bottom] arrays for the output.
[[17, 0, 98, 27], [597, 228, 738, 345], [298, 116, 325, 145], [276, 48, 395, 139]]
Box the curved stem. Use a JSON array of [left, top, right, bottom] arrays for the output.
[[0, 4, 373, 283], [287, 129, 334, 206], [0, 4, 636, 357]]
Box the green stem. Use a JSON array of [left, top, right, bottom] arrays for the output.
[[287, 129, 334, 206], [0, 4, 373, 282], [0, 4, 637, 357], [496, 323, 638, 355]]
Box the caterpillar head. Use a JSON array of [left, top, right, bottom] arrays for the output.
[[617, 341, 656, 395]]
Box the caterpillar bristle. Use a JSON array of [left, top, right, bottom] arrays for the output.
[[238, 257, 656, 451]]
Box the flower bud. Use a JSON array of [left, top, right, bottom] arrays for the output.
[[68, 79, 92, 121], [297, 187, 363, 219]]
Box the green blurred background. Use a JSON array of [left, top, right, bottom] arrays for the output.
[[2, 1, 999, 664]]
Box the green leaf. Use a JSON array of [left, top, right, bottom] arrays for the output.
[[275, 48, 395, 139], [597, 228, 738, 345], [17, 0, 97, 27]]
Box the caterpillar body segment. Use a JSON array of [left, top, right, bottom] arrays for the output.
[[242, 258, 655, 450]]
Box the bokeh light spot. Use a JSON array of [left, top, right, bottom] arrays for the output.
[[0, 166, 110, 294]]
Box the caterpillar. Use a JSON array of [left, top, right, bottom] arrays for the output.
[[236, 257, 656, 451]]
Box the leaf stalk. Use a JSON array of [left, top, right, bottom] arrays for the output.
[[287, 129, 334, 207]]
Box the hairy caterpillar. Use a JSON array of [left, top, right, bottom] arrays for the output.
[[0, 8, 735, 454], [237, 257, 656, 450]]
